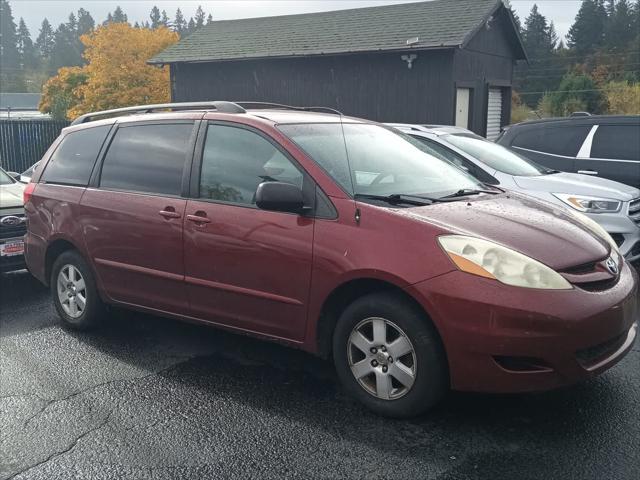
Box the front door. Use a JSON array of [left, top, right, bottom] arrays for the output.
[[455, 88, 471, 129], [81, 122, 196, 314], [183, 123, 314, 341]]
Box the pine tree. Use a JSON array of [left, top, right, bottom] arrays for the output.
[[16, 18, 39, 69], [77, 8, 95, 36], [568, 0, 608, 57], [161, 10, 170, 27], [35, 18, 55, 59], [187, 17, 196, 35], [514, 4, 561, 107], [0, 0, 20, 69], [112, 6, 128, 24], [150, 6, 161, 29], [195, 6, 206, 28], [174, 8, 187, 34], [207, 14, 214, 25], [606, 0, 636, 50]]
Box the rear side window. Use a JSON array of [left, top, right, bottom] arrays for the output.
[[591, 125, 640, 160], [100, 123, 194, 196], [41, 126, 110, 186], [512, 126, 591, 157]]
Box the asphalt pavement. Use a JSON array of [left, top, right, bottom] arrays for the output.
[[1, 269, 639, 480]]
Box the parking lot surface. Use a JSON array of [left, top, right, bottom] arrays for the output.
[[1, 270, 639, 480]]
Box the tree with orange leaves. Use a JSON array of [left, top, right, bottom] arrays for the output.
[[40, 23, 178, 120]]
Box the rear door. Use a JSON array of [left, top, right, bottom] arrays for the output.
[[183, 122, 314, 341], [80, 121, 197, 314], [577, 124, 640, 188]]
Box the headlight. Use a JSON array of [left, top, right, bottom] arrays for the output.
[[438, 235, 572, 290], [566, 209, 620, 255], [553, 193, 621, 213]]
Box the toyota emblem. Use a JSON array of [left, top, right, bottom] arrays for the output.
[[0, 216, 25, 227], [606, 257, 619, 275]]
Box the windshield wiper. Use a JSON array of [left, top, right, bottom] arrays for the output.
[[354, 193, 437, 206], [440, 188, 501, 199], [544, 169, 561, 175]]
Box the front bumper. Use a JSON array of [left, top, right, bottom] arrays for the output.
[[406, 262, 638, 393]]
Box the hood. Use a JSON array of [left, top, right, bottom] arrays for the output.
[[398, 192, 609, 270], [0, 182, 25, 209], [513, 172, 640, 201]]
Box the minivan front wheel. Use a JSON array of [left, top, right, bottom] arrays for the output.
[[333, 292, 447, 418], [51, 250, 105, 330]]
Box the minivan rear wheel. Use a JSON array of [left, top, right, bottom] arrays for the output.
[[333, 292, 447, 418], [51, 250, 105, 330]]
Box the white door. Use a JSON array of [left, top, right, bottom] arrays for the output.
[[455, 88, 470, 129], [486, 88, 503, 140]]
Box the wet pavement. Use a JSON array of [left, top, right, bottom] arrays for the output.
[[1, 269, 639, 480]]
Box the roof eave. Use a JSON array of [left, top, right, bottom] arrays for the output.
[[459, 0, 527, 62], [147, 44, 458, 66]]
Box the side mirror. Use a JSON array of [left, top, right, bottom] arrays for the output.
[[255, 181, 307, 214]]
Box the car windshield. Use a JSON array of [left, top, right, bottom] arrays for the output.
[[0, 168, 15, 186], [443, 133, 553, 177], [278, 123, 485, 199]]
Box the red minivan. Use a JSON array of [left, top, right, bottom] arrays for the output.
[[24, 102, 638, 417]]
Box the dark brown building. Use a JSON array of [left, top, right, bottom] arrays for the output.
[[150, 0, 526, 139]]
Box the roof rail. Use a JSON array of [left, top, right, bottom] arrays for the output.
[[70, 101, 246, 126], [235, 101, 343, 116]]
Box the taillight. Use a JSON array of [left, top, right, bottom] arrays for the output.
[[23, 182, 36, 205]]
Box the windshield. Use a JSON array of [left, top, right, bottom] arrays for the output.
[[443, 134, 552, 177], [0, 168, 15, 186], [278, 123, 484, 199]]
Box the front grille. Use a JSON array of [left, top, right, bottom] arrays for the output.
[[560, 256, 620, 292], [577, 276, 620, 292], [629, 198, 640, 226], [0, 214, 27, 240]]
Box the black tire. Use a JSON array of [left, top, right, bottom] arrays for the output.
[[51, 250, 105, 330], [333, 292, 447, 418]]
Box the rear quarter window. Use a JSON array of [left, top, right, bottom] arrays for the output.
[[591, 125, 640, 161], [512, 125, 591, 157], [40, 125, 110, 186]]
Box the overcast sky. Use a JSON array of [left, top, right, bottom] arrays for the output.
[[10, 0, 582, 42]]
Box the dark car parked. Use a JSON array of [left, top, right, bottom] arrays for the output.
[[23, 102, 637, 418], [497, 115, 640, 188]]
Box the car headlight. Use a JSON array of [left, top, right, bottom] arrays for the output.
[[553, 193, 621, 213], [438, 235, 572, 290], [566, 209, 620, 255]]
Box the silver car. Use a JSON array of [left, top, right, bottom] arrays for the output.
[[390, 124, 640, 262], [0, 167, 27, 272]]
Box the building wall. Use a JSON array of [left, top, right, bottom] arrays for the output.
[[453, 10, 517, 135], [171, 49, 455, 125]]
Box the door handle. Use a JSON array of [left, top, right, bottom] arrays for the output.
[[159, 208, 181, 219], [578, 170, 598, 175], [186, 212, 212, 224]]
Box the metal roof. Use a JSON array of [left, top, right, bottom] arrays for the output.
[[150, 0, 524, 64]]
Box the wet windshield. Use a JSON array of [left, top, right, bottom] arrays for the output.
[[443, 133, 553, 177], [0, 168, 15, 186], [278, 123, 485, 199]]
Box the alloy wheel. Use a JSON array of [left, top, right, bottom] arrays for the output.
[[57, 264, 87, 319], [347, 317, 417, 400]]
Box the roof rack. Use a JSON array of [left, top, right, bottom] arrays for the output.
[[70, 101, 246, 126], [235, 101, 343, 116]]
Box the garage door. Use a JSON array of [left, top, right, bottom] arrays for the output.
[[486, 88, 503, 140]]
